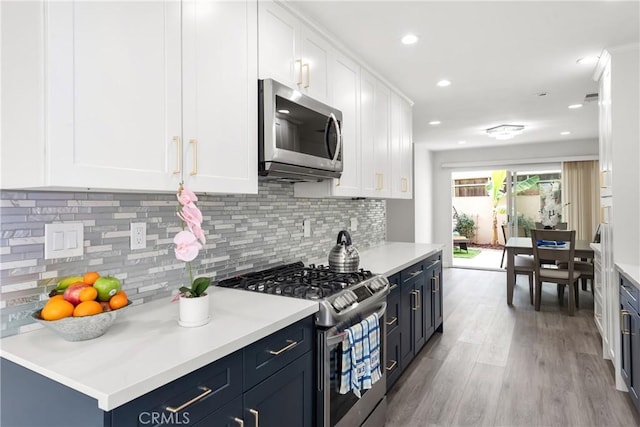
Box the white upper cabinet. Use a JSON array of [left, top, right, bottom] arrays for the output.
[[182, 0, 257, 194], [49, 1, 182, 191], [258, 0, 330, 103], [1, 0, 257, 194], [390, 93, 413, 199]]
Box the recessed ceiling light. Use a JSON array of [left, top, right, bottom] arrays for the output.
[[277, 109, 290, 114], [577, 56, 599, 66], [560, 131, 571, 135], [458, 140, 467, 145], [429, 120, 441, 125], [401, 34, 419, 45], [568, 104, 583, 109], [437, 80, 451, 87]]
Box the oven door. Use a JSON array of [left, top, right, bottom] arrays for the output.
[[317, 303, 387, 427]]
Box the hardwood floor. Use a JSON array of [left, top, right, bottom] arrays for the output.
[[386, 268, 640, 427]]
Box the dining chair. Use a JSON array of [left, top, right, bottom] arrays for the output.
[[530, 229, 581, 315], [502, 225, 535, 304]]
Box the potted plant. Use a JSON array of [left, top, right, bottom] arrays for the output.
[[173, 184, 210, 327]]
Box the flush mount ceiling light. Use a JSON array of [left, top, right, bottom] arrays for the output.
[[401, 34, 419, 45], [437, 79, 451, 87], [486, 124, 525, 140], [429, 120, 441, 125]]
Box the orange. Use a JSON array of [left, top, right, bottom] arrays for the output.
[[109, 291, 128, 310], [73, 300, 103, 317], [83, 271, 100, 285], [48, 295, 65, 302], [79, 286, 98, 302], [41, 299, 74, 321]]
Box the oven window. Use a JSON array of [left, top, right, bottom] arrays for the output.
[[275, 96, 341, 160]]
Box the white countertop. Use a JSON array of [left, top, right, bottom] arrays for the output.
[[617, 262, 640, 289], [0, 287, 318, 411], [358, 242, 444, 276]]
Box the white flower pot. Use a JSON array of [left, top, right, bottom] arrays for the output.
[[178, 293, 210, 327]]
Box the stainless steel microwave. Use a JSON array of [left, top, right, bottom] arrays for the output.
[[259, 79, 343, 181]]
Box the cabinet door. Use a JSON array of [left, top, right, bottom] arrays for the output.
[[192, 396, 243, 427], [373, 80, 391, 198], [258, 1, 298, 88], [432, 261, 443, 331], [47, 1, 182, 191], [399, 281, 415, 369], [243, 352, 313, 427], [299, 29, 330, 103], [630, 308, 640, 409], [386, 280, 401, 336], [622, 300, 632, 387], [413, 275, 430, 353], [182, 0, 257, 194], [390, 92, 410, 199], [330, 52, 360, 196]]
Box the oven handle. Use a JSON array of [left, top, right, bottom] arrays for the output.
[[325, 302, 386, 348]]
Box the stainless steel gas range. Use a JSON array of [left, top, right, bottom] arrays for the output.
[[217, 262, 390, 427]]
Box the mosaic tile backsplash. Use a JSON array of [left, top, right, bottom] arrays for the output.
[[0, 182, 386, 337]]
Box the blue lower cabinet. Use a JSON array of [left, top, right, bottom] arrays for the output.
[[0, 316, 315, 427], [243, 351, 313, 427]]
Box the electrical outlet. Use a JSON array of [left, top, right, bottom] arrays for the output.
[[350, 217, 358, 231], [303, 219, 311, 237], [130, 222, 147, 250]]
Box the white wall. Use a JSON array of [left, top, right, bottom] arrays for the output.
[[415, 138, 598, 266]]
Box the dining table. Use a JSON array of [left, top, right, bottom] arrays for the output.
[[505, 237, 595, 305]]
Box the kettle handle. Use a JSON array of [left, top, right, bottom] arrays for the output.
[[337, 230, 352, 246]]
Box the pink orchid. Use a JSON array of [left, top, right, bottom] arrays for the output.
[[177, 186, 198, 206], [189, 221, 206, 245], [174, 230, 202, 262], [178, 202, 203, 227]]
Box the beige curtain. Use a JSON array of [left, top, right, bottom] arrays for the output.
[[561, 160, 600, 240]]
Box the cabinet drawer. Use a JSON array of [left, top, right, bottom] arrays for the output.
[[620, 277, 639, 313], [386, 282, 400, 335], [111, 351, 243, 427], [243, 316, 314, 390], [385, 327, 401, 391], [401, 260, 425, 283]]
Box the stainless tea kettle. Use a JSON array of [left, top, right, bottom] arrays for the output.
[[328, 230, 360, 273]]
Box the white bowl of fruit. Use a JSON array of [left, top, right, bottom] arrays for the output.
[[33, 273, 131, 341]]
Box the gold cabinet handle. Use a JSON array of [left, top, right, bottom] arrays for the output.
[[190, 139, 198, 176], [233, 418, 244, 427], [386, 360, 397, 371], [296, 59, 303, 85], [303, 63, 310, 88], [432, 276, 439, 293], [401, 177, 408, 192], [621, 309, 630, 335], [165, 386, 211, 413], [336, 178, 341, 187], [172, 136, 182, 175], [249, 408, 259, 427], [386, 316, 397, 326], [268, 339, 297, 355], [376, 173, 383, 190]]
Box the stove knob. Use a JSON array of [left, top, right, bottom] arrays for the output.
[[333, 296, 344, 311]]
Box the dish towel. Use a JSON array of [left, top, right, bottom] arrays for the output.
[[339, 312, 382, 397]]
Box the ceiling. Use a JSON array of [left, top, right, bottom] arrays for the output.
[[287, 1, 640, 151]]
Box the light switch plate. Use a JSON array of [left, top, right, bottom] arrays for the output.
[[45, 223, 84, 259], [350, 217, 358, 231], [303, 219, 311, 237]]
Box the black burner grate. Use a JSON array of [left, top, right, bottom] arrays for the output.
[[217, 262, 374, 300]]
